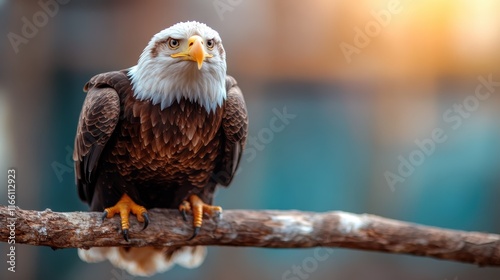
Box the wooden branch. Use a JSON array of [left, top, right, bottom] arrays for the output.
[[1, 205, 499, 266]]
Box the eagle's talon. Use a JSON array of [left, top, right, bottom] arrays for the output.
[[181, 210, 188, 221], [142, 213, 150, 230], [180, 194, 222, 239], [122, 229, 130, 242], [102, 194, 148, 240], [188, 227, 200, 241], [179, 200, 191, 221], [101, 211, 108, 222]]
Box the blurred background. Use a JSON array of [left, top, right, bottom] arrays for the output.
[[1, 0, 500, 279]]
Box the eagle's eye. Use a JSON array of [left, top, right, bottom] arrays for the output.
[[167, 38, 180, 50], [206, 39, 215, 50]]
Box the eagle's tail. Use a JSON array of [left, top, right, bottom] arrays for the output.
[[78, 246, 206, 276]]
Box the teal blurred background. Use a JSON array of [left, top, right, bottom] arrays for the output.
[[1, 0, 500, 279]]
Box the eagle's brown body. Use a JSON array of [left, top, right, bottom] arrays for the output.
[[74, 70, 247, 213]]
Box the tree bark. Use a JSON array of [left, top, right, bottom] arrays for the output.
[[1, 206, 499, 266]]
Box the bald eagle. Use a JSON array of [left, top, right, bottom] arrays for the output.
[[74, 21, 248, 276]]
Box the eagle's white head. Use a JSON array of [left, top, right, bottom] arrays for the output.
[[129, 21, 227, 113]]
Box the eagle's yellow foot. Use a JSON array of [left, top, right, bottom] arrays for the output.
[[179, 194, 222, 240], [101, 194, 149, 242]]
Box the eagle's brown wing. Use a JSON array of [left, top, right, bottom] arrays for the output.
[[214, 75, 248, 186], [73, 82, 120, 203]]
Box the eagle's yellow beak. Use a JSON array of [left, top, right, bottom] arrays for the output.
[[171, 35, 213, 70]]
